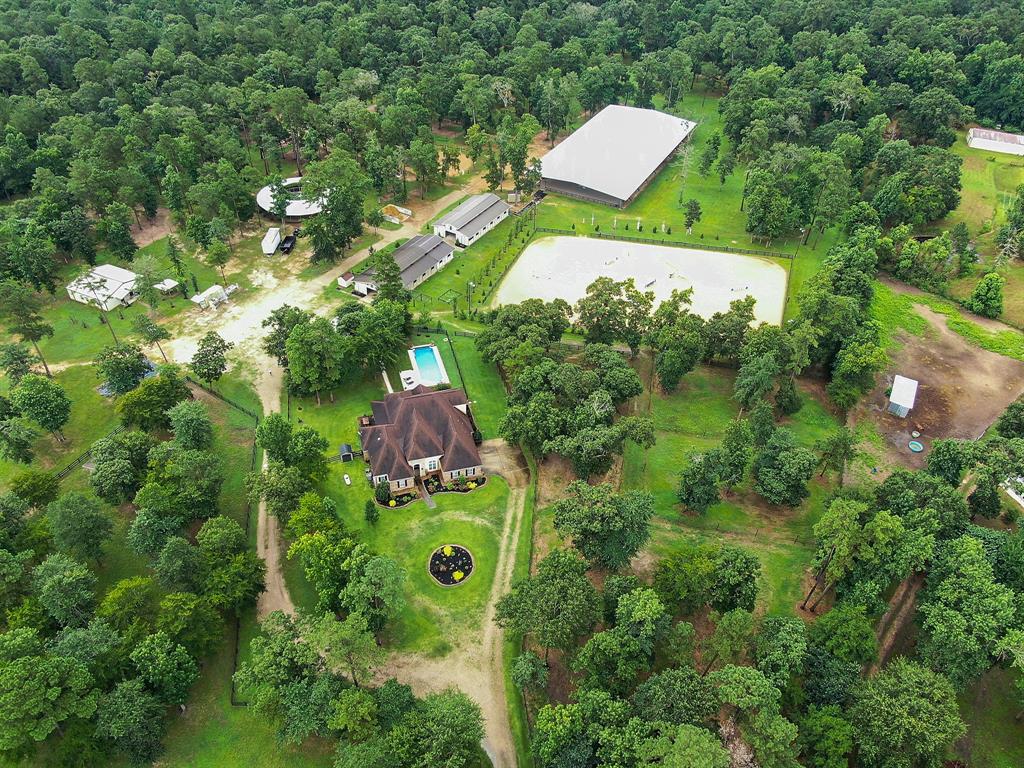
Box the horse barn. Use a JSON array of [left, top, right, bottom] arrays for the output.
[[540, 104, 696, 208], [966, 127, 1024, 156]]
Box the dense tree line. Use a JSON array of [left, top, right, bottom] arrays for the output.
[[0, 389, 262, 764]]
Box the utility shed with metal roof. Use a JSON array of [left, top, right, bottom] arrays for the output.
[[432, 192, 511, 246], [888, 375, 919, 418], [354, 234, 455, 295], [967, 127, 1024, 156], [540, 104, 696, 208]]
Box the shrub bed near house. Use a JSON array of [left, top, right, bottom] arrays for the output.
[[423, 475, 487, 495]]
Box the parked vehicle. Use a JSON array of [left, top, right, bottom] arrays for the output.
[[343, 473, 351, 486], [280, 234, 297, 254]]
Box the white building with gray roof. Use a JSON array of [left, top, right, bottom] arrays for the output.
[[354, 234, 455, 295], [432, 192, 510, 246], [540, 104, 696, 208]]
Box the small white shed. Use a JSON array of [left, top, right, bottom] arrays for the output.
[[262, 228, 281, 255], [888, 375, 919, 418], [66, 264, 139, 311]]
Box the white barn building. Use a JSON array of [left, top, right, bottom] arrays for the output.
[[967, 128, 1024, 156], [540, 105, 696, 208], [66, 264, 139, 311], [432, 193, 510, 246]]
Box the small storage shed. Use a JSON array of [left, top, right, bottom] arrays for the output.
[[339, 443, 355, 462], [888, 375, 919, 418], [66, 264, 139, 311], [337, 272, 354, 289], [155, 278, 179, 294], [262, 227, 281, 255]]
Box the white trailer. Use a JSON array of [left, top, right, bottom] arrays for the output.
[[262, 227, 281, 255]]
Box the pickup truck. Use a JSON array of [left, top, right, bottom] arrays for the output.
[[280, 234, 297, 254]]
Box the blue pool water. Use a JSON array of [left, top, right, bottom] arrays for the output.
[[413, 345, 444, 385]]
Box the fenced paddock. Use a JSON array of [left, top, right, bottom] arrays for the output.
[[492, 235, 788, 325]]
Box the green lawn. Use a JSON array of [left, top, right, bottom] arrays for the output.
[[0, 363, 119, 486], [621, 362, 842, 615], [923, 129, 1024, 326], [956, 666, 1024, 768]]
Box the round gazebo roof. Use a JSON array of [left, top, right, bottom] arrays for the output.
[[256, 176, 325, 217]]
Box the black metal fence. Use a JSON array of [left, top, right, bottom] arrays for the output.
[[55, 425, 124, 480]]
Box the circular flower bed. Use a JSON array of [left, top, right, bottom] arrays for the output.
[[429, 544, 475, 587]]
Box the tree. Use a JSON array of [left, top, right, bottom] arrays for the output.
[[205, 239, 231, 284], [155, 537, 205, 591], [631, 667, 717, 727], [305, 612, 385, 688], [364, 498, 379, 525], [130, 631, 198, 706], [753, 429, 817, 506], [261, 305, 311, 366], [966, 272, 1004, 318], [0, 646, 98, 756], [95, 343, 150, 395], [131, 315, 171, 363], [798, 705, 854, 768], [495, 549, 599, 659], [684, 199, 703, 233], [32, 554, 96, 627], [196, 516, 247, 561], [815, 428, 856, 477], [95, 678, 166, 765], [552, 481, 654, 570], [285, 318, 344, 404], [47, 493, 112, 562], [157, 592, 221, 657], [849, 659, 964, 768], [116, 365, 191, 431], [9, 374, 70, 441], [702, 608, 754, 674], [644, 724, 731, 768], [190, 331, 233, 387], [755, 616, 807, 688], [367, 249, 407, 305], [0, 343, 36, 383], [255, 413, 293, 463], [925, 439, 972, 486], [0, 281, 53, 377], [676, 452, 721, 514], [9, 468, 59, 508], [167, 400, 213, 449], [808, 602, 877, 668], [511, 651, 549, 695]]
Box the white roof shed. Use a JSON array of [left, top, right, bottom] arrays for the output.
[[888, 375, 919, 416], [66, 264, 139, 311]]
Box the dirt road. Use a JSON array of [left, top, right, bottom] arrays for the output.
[[251, 361, 297, 619], [164, 181, 485, 365], [379, 443, 530, 768]]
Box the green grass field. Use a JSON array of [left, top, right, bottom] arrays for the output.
[[621, 361, 842, 615], [925, 130, 1024, 326]]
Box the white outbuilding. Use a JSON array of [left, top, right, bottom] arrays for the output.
[[190, 284, 229, 310], [262, 227, 281, 255], [432, 193, 510, 246], [887, 375, 919, 418], [66, 264, 139, 311], [967, 128, 1024, 156]]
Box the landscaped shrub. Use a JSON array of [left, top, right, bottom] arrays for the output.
[[374, 480, 391, 504], [364, 499, 379, 524]]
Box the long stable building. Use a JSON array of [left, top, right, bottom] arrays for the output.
[[353, 234, 455, 295], [540, 104, 696, 208]]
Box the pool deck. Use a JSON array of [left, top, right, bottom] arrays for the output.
[[407, 343, 451, 388]]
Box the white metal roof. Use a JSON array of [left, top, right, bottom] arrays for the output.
[[968, 127, 1024, 146], [255, 177, 325, 217], [66, 264, 138, 302], [889, 375, 919, 409], [435, 193, 510, 239], [540, 105, 695, 202]]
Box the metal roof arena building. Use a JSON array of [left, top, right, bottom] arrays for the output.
[[540, 105, 696, 208]]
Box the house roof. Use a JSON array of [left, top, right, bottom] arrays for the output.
[[435, 193, 510, 240], [889, 375, 919, 409], [968, 127, 1024, 147], [361, 235, 454, 289], [66, 264, 138, 302], [359, 385, 480, 480], [540, 104, 695, 203]]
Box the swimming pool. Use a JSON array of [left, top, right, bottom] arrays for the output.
[[409, 344, 450, 387]]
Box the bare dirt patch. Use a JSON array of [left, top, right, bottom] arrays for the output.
[[131, 207, 174, 247], [848, 301, 1024, 476]]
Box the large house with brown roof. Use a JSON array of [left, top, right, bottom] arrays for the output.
[[359, 385, 483, 495]]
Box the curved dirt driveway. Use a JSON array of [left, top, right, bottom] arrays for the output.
[[379, 441, 530, 768]]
